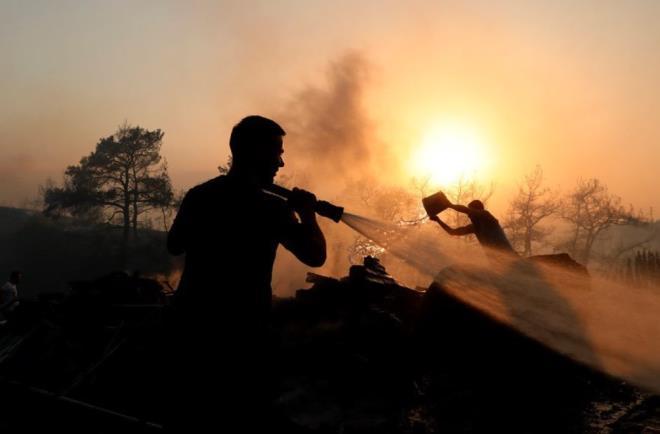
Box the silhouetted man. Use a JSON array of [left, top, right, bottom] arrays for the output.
[[431, 200, 516, 257], [166, 115, 326, 432]]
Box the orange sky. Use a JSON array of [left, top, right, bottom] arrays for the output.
[[1, 0, 659, 216]]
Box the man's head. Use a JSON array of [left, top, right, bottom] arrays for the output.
[[9, 271, 21, 285], [229, 115, 286, 186], [467, 200, 485, 211]]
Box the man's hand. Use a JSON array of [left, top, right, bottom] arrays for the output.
[[288, 187, 317, 221], [281, 187, 326, 267]]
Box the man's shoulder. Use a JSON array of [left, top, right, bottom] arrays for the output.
[[261, 188, 287, 205], [476, 210, 501, 227], [184, 176, 290, 211], [471, 209, 494, 218], [485, 210, 499, 221], [262, 191, 294, 219], [191, 176, 226, 192], [468, 209, 497, 225], [184, 176, 227, 200]]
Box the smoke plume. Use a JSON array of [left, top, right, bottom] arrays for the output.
[[278, 51, 388, 198], [272, 51, 392, 296]]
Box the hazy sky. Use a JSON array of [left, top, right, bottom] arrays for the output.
[[2, 0, 659, 215]]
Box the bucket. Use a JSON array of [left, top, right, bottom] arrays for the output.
[[422, 191, 451, 217]]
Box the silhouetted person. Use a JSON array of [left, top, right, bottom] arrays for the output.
[[0, 271, 21, 324], [165, 115, 326, 432], [430, 200, 516, 257]]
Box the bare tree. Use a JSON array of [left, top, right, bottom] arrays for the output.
[[503, 166, 560, 256], [561, 178, 631, 264], [346, 178, 419, 223], [410, 175, 432, 199]]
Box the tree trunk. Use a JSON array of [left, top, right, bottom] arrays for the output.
[[570, 226, 580, 259], [569, 203, 582, 258], [524, 224, 532, 257], [132, 175, 139, 240], [121, 169, 131, 269], [132, 199, 138, 240], [581, 230, 596, 265], [161, 207, 169, 232], [121, 204, 130, 269]]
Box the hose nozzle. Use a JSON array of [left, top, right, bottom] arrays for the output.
[[263, 184, 344, 223]]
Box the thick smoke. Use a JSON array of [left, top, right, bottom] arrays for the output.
[[272, 52, 393, 296], [277, 51, 388, 198]]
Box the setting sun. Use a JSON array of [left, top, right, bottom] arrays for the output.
[[409, 122, 489, 186]]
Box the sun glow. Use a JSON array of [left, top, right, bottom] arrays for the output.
[[410, 122, 488, 186]]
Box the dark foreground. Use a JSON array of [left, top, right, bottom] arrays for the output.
[[0, 259, 657, 433]]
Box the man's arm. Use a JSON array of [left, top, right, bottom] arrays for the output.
[[280, 188, 327, 267], [430, 215, 475, 236], [448, 203, 478, 216]]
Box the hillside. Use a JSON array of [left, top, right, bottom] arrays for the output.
[[0, 207, 173, 299]]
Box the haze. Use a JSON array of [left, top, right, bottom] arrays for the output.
[[2, 0, 659, 215]]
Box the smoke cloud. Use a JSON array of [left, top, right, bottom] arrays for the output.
[[278, 51, 391, 198], [0, 153, 41, 206], [271, 51, 430, 296], [272, 51, 392, 296]]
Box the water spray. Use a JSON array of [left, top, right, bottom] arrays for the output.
[[268, 184, 660, 393], [262, 184, 345, 222]]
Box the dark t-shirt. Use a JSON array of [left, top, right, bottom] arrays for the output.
[[168, 175, 297, 324], [468, 210, 515, 254], [164, 175, 296, 429]]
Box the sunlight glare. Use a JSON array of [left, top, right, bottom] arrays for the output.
[[410, 122, 488, 186]]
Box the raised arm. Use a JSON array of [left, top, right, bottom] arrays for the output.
[[430, 215, 475, 237], [280, 188, 327, 267], [449, 203, 477, 216]]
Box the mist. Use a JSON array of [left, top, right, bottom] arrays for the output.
[[0, 153, 39, 205], [341, 212, 660, 394], [272, 51, 406, 296]]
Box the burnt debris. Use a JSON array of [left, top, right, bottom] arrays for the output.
[[0, 259, 656, 433]]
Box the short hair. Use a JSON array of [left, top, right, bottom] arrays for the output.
[[229, 116, 285, 159], [9, 270, 21, 281], [468, 200, 484, 210]]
